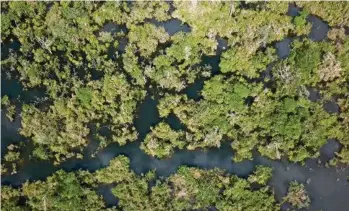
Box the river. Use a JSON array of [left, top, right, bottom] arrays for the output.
[[1, 3, 349, 211]]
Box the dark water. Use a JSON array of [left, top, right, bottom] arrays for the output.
[[324, 101, 340, 114], [165, 113, 184, 131], [287, 3, 300, 17], [2, 7, 348, 211], [288, 3, 330, 42], [275, 38, 292, 59], [308, 87, 321, 102], [1, 79, 46, 104], [134, 95, 160, 140], [2, 94, 349, 211], [308, 15, 329, 42], [183, 41, 223, 100], [151, 18, 191, 36]]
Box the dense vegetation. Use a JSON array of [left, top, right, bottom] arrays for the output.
[[2, 156, 281, 211], [1, 1, 348, 210]]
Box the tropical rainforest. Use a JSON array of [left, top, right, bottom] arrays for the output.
[[1, 1, 349, 211]]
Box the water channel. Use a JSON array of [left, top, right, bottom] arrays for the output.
[[1, 3, 349, 211]]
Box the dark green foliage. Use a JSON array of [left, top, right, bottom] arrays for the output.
[[22, 170, 105, 211], [297, 2, 349, 26], [76, 87, 93, 108], [293, 10, 311, 35]]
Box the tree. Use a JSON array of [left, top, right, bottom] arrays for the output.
[[22, 170, 106, 211], [283, 181, 311, 209], [141, 122, 186, 158]]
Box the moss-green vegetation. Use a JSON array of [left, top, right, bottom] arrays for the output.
[[2, 1, 347, 164], [1, 144, 22, 175], [1, 156, 279, 211], [1, 95, 16, 121], [1, 1, 349, 209], [141, 122, 186, 158], [296, 2, 349, 27]]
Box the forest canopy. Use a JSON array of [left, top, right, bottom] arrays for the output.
[[1, 1, 349, 210]]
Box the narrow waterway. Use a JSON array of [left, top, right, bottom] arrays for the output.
[[1, 3, 348, 211], [2, 91, 349, 211]]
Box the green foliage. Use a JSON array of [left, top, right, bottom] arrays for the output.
[[22, 170, 105, 211], [109, 162, 278, 211], [20, 104, 89, 163], [173, 1, 237, 38], [123, 45, 147, 86], [154, 76, 262, 153], [283, 181, 311, 209], [297, 2, 349, 26], [1, 95, 10, 106], [250, 95, 340, 162], [141, 122, 186, 158], [1, 95, 16, 121], [217, 176, 279, 211], [112, 175, 151, 210], [272, 39, 335, 96], [126, 1, 170, 26], [293, 10, 311, 36], [94, 155, 134, 184], [168, 167, 225, 210], [220, 47, 276, 78], [248, 166, 273, 185], [145, 32, 212, 91], [76, 87, 93, 108], [0, 186, 25, 211], [128, 23, 169, 57], [334, 98, 349, 164], [1, 144, 22, 175], [1, 5, 349, 211]]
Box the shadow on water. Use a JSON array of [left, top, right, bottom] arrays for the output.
[[257, 155, 349, 211], [183, 79, 204, 101], [1, 109, 22, 149], [287, 3, 330, 43], [100, 22, 128, 55], [319, 139, 342, 163], [165, 113, 184, 131]]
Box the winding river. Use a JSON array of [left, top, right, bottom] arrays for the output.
[[1, 3, 349, 211]]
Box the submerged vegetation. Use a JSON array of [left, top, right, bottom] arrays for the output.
[[1, 1, 349, 210]]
